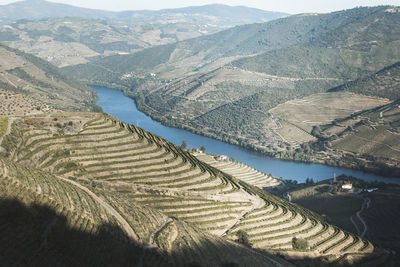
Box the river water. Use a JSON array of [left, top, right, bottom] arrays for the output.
[[94, 86, 400, 184]]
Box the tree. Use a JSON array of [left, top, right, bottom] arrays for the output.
[[200, 145, 206, 153], [236, 230, 250, 247], [180, 140, 187, 149]]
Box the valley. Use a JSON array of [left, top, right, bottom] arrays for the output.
[[64, 6, 400, 177], [0, 1, 399, 266]]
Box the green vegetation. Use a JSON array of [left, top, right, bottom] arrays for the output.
[[0, 117, 7, 137], [0, 112, 385, 265], [292, 237, 309, 250], [330, 62, 400, 100], [236, 230, 251, 246], [286, 176, 400, 265], [0, 44, 100, 112], [64, 6, 400, 177]]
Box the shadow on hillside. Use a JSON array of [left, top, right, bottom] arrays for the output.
[[0, 198, 172, 267], [0, 198, 271, 267]]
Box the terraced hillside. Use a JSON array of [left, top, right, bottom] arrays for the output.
[[196, 153, 281, 189], [0, 112, 389, 265], [0, 125, 291, 266], [64, 6, 400, 160], [0, 44, 98, 112], [0, 158, 172, 266]]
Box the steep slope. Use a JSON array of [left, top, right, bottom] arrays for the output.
[[0, 111, 386, 265], [196, 153, 282, 189], [64, 7, 400, 156], [0, 158, 172, 266], [329, 61, 400, 100], [0, 2, 287, 67], [0, 44, 98, 111], [310, 98, 400, 176], [0, 0, 287, 26], [0, 113, 291, 267]]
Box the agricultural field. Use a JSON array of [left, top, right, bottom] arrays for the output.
[[0, 90, 58, 116], [362, 186, 400, 265], [0, 116, 7, 137], [196, 153, 281, 189], [0, 44, 98, 112], [270, 92, 390, 146], [288, 177, 400, 265], [289, 183, 364, 234], [318, 99, 400, 172], [0, 112, 390, 266]]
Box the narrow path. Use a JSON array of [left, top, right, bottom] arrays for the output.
[[350, 197, 370, 237], [58, 176, 139, 241], [149, 218, 174, 247], [0, 73, 17, 88]]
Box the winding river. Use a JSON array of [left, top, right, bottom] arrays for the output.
[[94, 86, 400, 184]]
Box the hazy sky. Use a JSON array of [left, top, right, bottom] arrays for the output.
[[0, 0, 399, 13]]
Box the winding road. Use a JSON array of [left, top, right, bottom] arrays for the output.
[[351, 197, 371, 237]]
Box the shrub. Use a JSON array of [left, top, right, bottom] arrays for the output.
[[236, 230, 251, 247], [292, 237, 308, 250]]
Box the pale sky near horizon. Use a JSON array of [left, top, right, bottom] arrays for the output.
[[0, 0, 399, 14]]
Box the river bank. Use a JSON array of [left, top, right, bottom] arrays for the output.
[[93, 85, 400, 183]]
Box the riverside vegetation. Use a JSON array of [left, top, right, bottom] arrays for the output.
[[64, 6, 400, 177]]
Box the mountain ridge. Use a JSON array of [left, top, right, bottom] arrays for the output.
[[0, 0, 288, 25]]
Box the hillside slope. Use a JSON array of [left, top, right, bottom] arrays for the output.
[[329, 61, 400, 100], [0, 111, 388, 265], [64, 6, 400, 175], [0, 44, 98, 111], [0, 1, 287, 67]]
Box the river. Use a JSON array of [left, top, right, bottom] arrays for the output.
[[94, 86, 400, 184]]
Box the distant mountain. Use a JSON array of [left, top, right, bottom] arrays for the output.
[[0, 0, 288, 26], [0, 43, 98, 111], [0, 1, 288, 67]]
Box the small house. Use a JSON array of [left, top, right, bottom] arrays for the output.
[[218, 155, 228, 161], [342, 184, 353, 190]]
